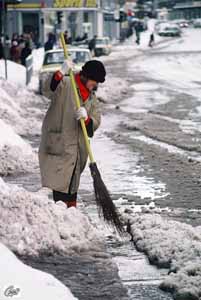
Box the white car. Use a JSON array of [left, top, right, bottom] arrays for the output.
[[158, 25, 181, 37], [39, 47, 92, 94], [172, 19, 189, 28], [95, 37, 112, 56]]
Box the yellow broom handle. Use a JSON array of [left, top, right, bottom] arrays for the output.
[[60, 33, 95, 163]]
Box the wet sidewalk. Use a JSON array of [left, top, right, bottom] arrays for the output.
[[20, 250, 128, 300]]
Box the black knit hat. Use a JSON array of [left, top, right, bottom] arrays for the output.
[[81, 60, 106, 83]]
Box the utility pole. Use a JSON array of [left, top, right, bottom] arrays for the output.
[[2, 0, 8, 80], [1, 0, 22, 80]]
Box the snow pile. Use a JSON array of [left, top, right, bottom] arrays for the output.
[[0, 119, 37, 175], [0, 60, 26, 85], [0, 78, 44, 136], [97, 76, 129, 104], [0, 178, 102, 256], [127, 213, 201, 300], [0, 243, 78, 300]]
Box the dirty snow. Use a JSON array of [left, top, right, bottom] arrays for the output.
[[0, 243, 78, 300], [0, 79, 44, 136], [0, 119, 37, 175], [0, 177, 102, 256], [126, 213, 201, 300]]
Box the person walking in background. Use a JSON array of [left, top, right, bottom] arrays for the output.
[[44, 32, 55, 52], [148, 33, 155, 47], [88, 35, 97, 56], [134, 21, 143, 45], [147, 13, 156, 48], [21, 41, 32, 66], [10, 40, 21, 63]]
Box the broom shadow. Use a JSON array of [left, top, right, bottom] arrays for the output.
[[89, 162, 125, 235]]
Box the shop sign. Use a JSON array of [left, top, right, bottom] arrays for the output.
[[53, 0, 97, 8]]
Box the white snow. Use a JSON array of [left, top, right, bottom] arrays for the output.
[[0, 119, 37, 175], [0, 59, 26, 85], [126, 213, 201, 300], [0, 78, 44, 136], [97, 76, 129, 104], [160, 28, 201, 52], [128, 43, 201, 99], [0, 242, 78, 300], [0, 177, 102, 256]]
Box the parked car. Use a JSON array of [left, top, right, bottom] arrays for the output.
[[39, 47, 92, 94], [178, 20, 189, 28], [194, 19, 201, 28], [158, 25, 181, 37], [172, 19, 189, 28], [94, 37, 112, 56]]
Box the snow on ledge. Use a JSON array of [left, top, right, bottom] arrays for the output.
[[127, 213, 201, 300], [0, 178, 102, 256], [0, 242, 78, 300]]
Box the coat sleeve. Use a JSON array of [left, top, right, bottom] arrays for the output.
[[42, 72, 65, 101]]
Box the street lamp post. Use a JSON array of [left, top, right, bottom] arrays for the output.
[[1, 0, 22, 80], [2, 0, 8, 79]]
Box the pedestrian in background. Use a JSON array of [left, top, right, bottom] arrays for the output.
[[10, 40, 21, 63], [134, 21, 143, 45], [21, 41, 32, 66], [148, 33, 155, 47], [88, 35, 97, 56], [44, 32, 55, 52]]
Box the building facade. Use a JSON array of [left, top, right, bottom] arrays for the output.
[[170, 0, 201, 19], [6, 0, 103, 45], [153, 0, 201, 19]]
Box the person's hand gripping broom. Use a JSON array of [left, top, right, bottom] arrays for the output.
[[60, 33, 124, 234]]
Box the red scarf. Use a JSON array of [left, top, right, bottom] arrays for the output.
[[75, 73, 90, 102]]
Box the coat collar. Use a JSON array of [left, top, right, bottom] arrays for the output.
[[75, 73, 90, 102]]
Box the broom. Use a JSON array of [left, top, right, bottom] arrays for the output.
[[60, 33, 124, 234]]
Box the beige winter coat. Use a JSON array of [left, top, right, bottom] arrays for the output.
[[38, 75, 101, 193]]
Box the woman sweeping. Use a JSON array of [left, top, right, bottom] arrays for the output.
[[39, 59, 106, 208]]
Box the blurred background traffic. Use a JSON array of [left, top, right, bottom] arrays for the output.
[[0, 0, 201, 84]]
